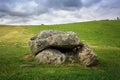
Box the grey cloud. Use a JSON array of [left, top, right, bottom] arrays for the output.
[[100, 0, 120, 9], [0, 0, 83, 19], [81, 0, 102, 7], [45, 0, 82, 10], [0, 0, 103, 18], [0, 0, 51, 18]]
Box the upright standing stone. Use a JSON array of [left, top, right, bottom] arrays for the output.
[[78, 45, 98, 67]]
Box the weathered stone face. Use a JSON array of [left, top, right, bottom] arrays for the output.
[[78, 45, 98, 67], [29, 30, 98, 66], [35, 49, 66, 64], [29, 30, 83, 55], [37, 30, 66, 39]]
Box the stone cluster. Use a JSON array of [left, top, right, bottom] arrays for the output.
[[29, 30, 98, 67]]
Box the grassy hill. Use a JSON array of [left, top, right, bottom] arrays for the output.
[[0, 20, 120, 80]]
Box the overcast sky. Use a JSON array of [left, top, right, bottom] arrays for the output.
[[0, 0, 120, 25]]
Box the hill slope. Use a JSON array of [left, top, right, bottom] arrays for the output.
[[0, 20, 120, 80]]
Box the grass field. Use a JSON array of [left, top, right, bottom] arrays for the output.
[[0, 20, 120, 80]]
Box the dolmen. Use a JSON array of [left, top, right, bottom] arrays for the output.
[[29, 30, 98, 67]]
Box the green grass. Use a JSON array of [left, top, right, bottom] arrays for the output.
[[0, 20, 120, 80]]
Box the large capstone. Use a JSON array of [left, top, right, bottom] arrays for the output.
[[29, 30, 83, 55]]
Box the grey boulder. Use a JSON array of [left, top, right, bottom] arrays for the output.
[[29, 30, 83, 55], [78, 45, 98, 67], [35, 49, 66, 64], [29, 30, 99, 66]]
